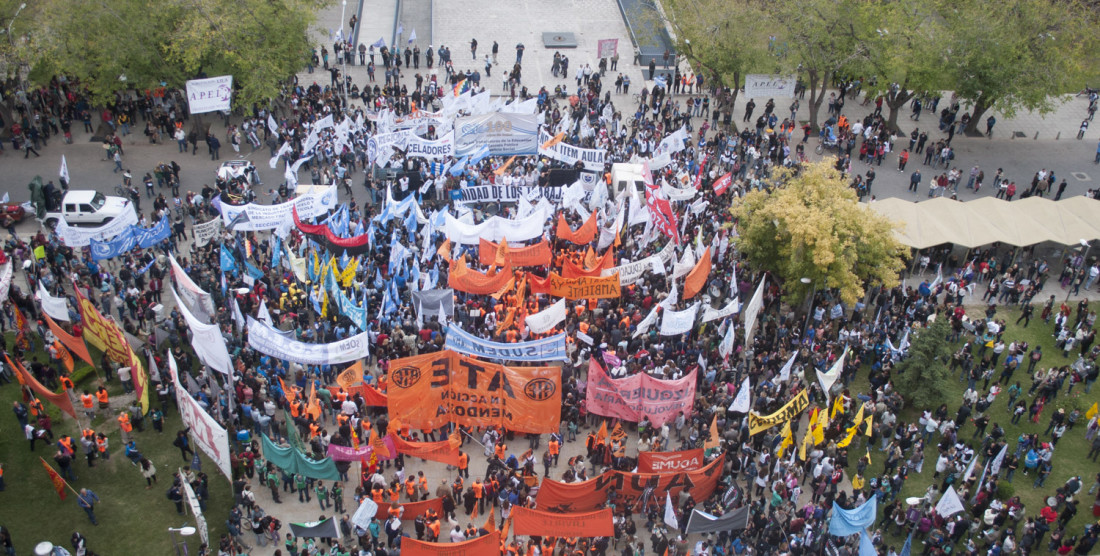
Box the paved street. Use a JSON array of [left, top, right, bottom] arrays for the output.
[[2, 1, 1099, 552]]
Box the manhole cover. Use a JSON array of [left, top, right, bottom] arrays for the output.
[[1072, 172, 1090, 181], [1013, 131, 1027, 138], [542, 32, 578, 48]]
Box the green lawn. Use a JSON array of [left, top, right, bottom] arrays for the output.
[[843, 301, 1100, 549], [0, 332, 232, 554]]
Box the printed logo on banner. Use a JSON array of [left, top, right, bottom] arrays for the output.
[[391, 366, 423, 388], [523, 378, 557, 401]]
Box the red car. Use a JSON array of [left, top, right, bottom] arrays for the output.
[[0, 202, 26, 223]]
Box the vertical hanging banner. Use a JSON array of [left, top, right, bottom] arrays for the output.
[[385, 350, 561, 433], [185, 75, 234, 114], [168, 354, 234, 482], [584, 359, 696, 426]]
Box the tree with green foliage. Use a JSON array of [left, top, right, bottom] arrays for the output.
[[731, 160, 907, 306], [935, 0, 1095, 134], [894, 318, 955, 410], [662, 0, 770, 125], [31, 0, 329, 107]]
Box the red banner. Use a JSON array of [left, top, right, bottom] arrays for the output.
[[537, 454, 724, 513], [561, 248, 616, 279], [390, 434, 462, 467], [448, 257, 514, 295], [643, 163, 680, 244], [402, 531, 499, 556], [374, 496, 445, 520], [7, 354, 76, 419], [584, 359, 696, 427], [512, 507, 614, 537], [712, 172, 733, 195], [637, 449, 705, 474], [328, 383, 388, 407]]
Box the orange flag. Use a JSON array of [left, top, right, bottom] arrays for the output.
[[596, 420, 608, 445], [279, 377, 297, 403], [437, 239, 453, 260], [483, 506, 497, 533], [40, 457, 67, 500], [43, 312, 94, 367], [541, 131, 565, 149], [370, 429, 391, 459], [683, 247, 712, 300], [703, 414, 721, 452], [494, 155, 517, 176], [501, 516, 511, 541], [610, 422, 627, 444], [54, 340, 74, 373], [336, 361, 364, 390], [306, 382, 322, 421], [7, 354, 76, 419]]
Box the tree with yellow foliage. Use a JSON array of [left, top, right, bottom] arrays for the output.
[[730, 161, 906, 306]]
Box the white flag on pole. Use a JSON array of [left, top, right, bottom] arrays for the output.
[[935, 486, 965, 517], [728, 376, 751, 413], [60, 155, 70, 184], [664, 492, 679, 529]]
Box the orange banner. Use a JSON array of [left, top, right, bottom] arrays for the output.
[[374, 496, 445, 520], [548, 273, 621, 299], [448, 257, 514, 295], [562, 249, 616, 279], [478, 239, 552, 267], [336, 361, 363, 390], [512, 507, 614, 538], [386, 350, 561, 434], [536, 454, 724, 513], [555, 210, 598, 244], [42, 312, 87, 366], [73, 284, 130, 364], [390, 434, 462, 467], [683, 247, 711, 300], [402, 531, 500, 556], [7, 354, 76, 419], [54, 340, 74, 373]]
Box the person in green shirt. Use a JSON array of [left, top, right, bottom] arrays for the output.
[[296, 474, 310, 503], [150, 408, 164, 433], [284, 532, 297, 554], [266, 468, 281, 503], [315, 479, 330, 510], [331, 481, 344, 514]]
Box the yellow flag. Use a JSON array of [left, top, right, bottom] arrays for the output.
[[813, 408, 828, 446], [1087, 402, 1098, 421], [837, 425, 858, 448], [850, 403, 864, 430], [776, 421, 793, 458], [830, 395, 845, 420], [864, 413, 874, 437], [866, 448, 872, 466], [798, 424, 813, 461]]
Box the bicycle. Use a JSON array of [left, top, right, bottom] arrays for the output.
[[114, 184, 128, 197]]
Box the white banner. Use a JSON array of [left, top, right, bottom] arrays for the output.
[[454, 112, 539, 156], [654, 127, 689, 157], [247, 316, 370, 365], [366, 129, 413, 164], [185, 75, 234, 114], [701, 298, 740, 323], [672, 248, 696, 279], [443, 204, 550, 245], [525, 299, 566, 334], [0, 261, 10, 304], [404, 133, 455, 160], [54, 204, 139, 247], [538, 131, 608, 172], [168, 354, 233, 482], [602, 243, 676, 285], [193, 218, 224, 248], [444, 324, 567, 362], [452, 184, 563, 205], [172, 287, 233, 374], [659, 302, 700, 336], [743, 277, 766, 347], [37, 283, 70, 321], [180, 469, 209, 545], [169, 254, 217, 321], [633, 306, 659, 338], [744, 74, 796, 99], [935, 486, 965, 517], [218, 186, 338, 231]]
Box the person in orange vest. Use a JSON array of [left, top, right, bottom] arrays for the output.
[[118, 412, 133, 443], [80, 391, 96, 419], [472, 478, 484, 514], [548, 437, 560, 467], [417, 471, 428, 501], [28, 399, 45, 418], [427, 517, 440, 541], [57, 435, 75, 456], [494, 442, 506, 461], [404, 476, 417, 501], [457, 451, 469, 479], [95, 386, 110, 410], [60, 375, 74, 391], [95, 432, 110, 461], [371, 484, 385, 504]]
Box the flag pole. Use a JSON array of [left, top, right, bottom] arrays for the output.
[[39, 456, 82, 497]]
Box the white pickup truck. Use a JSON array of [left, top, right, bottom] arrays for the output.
[[42, 190, 133, 229]]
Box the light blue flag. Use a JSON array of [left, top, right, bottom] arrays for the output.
[[136, 258, 156, 275], [220, 244, 238, 274], [245, 260, 264, 280], [373, 270, 384, 289], [858, 529, 877, 556], [271, 236, 283, 269], [449, 156, 469, 176], [829, 495, 878, 537], [468, 144, 491, 165], [899, 530, 914, 556]]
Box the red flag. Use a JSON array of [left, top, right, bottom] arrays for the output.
[[712, 172, 733, 195], [6, 354, 76, 419], [692, 154, 709, 190], [642, 162, 681, 244], [13, 305, 29, 351], [40, 457, 67, 500]]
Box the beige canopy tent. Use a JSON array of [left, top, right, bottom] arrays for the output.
[[867, 195, 1100, 248]]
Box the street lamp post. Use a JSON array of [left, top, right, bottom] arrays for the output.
[[340, 0, 349, 110], [167, 526, 197, 556]]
